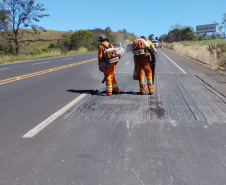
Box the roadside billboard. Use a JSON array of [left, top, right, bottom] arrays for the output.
[[196, 24, 216, 34]]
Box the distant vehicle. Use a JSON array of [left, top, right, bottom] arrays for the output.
[[112, 43, 124, 58], [151, 40, 159, 48], [126, 44, 133, 52]]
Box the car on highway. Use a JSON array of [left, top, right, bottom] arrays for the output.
[[112, 43, 124, 58], [126, 44, 133, 52], [151, 40, 159, 48]]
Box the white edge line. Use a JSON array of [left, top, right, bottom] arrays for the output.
[[124, 62, 130, 65], [160, 50, 187, 74], [63, 58, 73, 60], [32, 61, 50, 65], [0, 68, 10, 71], [23, 93, 90, 138]]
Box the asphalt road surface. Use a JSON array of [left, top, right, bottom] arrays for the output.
[[0, 49, 226, 185]]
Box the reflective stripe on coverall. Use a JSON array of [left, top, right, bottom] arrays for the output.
[[98, 41, 119, 95]]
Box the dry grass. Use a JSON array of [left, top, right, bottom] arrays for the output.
[[173, 43, 218, 66], [0, 47, 90, 64], [20, 30, 71, 41], [166, 40, 226, 71]]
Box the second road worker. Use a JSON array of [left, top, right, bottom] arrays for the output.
[[98, 35, 120, 96], [132, 36, 157, 95], [141, 36, 157, 84]]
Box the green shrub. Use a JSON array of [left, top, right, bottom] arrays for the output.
[[207, 43, 226, 58], [49, 43, 57, 49], [70, 30, 93, 50]]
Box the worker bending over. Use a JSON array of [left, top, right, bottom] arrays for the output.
[[98, 35, 120, 96], [132, 36, 157, 95]]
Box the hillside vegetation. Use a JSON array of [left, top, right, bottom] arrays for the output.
[[0, 29, 136, 64]]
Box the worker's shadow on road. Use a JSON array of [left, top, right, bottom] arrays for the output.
[[67, 89, 135, 95], [67, 89, 99, 95]]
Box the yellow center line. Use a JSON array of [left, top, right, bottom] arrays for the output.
[[0, 58, 97, 85]]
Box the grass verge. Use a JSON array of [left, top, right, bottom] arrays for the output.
[[164, 40, 226, 73], [0, 47, 96, 64]]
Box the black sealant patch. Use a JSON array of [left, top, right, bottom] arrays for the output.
[[64, 73, 226, 122]]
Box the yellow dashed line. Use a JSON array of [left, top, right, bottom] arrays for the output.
[[0, 58, 97, 85]]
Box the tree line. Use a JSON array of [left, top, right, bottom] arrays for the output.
[[158, 25, 195, 43], [50, 27, 136, 54], [158, 14, 226, 43]]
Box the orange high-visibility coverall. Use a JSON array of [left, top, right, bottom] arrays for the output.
[[133, 39, 154, 94], [98, 41, 119, 95], [134, 56, 153, 93]]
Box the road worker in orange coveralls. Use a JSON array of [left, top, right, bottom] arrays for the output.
[[141, 36, 157, 85], [98, 35, 120, 96], [132, 36, 157, 95]]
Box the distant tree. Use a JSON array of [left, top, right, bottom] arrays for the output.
[[0, 6, 7, 30], [223, 13, 226, 22], [181, 27, 194, 41], [159, 34, 167, 42], [94, 28, 102, 31], [0, 5, 13, 53], [167, 29, 181, 42], [70, 30, 93, 50], [0, 0, 49, 54], [122, 29, 127, 34], [167, 31, 174, 42], [170, 23, 182, 30], [57, 33, 71, 54], [223, 13, 226, 37], [148, 34, 154, 40], [121, 29, 128, 40], [105, 27, 112, 36]]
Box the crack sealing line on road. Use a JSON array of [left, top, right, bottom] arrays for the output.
[[132, 169, 145, 185], [160, 50, 187, 74], [22, 93, 90, 138]]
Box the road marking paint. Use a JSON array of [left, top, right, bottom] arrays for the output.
[[125, 62, 130, 65], [160, 50, 187, 74], [23, 93, 90, 138], [0, 68, 10, 71], [0, 58, 97, 85], [32, 61, 50, 65], [63, 58, 73, 60]]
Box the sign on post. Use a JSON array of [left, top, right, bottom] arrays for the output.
[[196, 24, 216, 34]]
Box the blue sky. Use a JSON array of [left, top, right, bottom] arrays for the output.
[[40, 0, 226, 39]]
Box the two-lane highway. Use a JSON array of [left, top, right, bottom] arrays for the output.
[[0, 49, 226, 185]]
